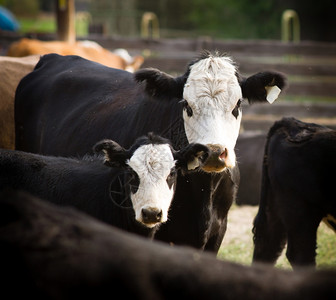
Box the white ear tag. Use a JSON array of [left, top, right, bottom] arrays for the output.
[[265, 85, 281, 104]]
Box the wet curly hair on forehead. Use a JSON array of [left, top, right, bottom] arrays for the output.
[[128, 133, 174, 155]]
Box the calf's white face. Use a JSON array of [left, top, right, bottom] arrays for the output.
[[94, 136, 209, 229], [183, 56, 242, 171], [127, 143, 176, 228]]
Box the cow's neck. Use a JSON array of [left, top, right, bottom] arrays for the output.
[[154, 171, 234, 251], [133, 97, 188, 150]]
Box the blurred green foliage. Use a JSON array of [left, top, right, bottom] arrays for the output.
[[0, 0, 39, 17], [1, 0, 335, 41], [187, 0, 281, 39], [137, 0, 336, 41]]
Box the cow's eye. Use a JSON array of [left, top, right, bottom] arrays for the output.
[[232, 99, 241, 119], [181, 99, 193, 117], [166, 168, 177, 189]]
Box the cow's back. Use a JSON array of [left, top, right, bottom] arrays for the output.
[[7, 38, 144, 71], [15, 54, 140, 156], [267, 118, 336, 206], [253, 117, 336, 267], [256, 118, 336, 220]]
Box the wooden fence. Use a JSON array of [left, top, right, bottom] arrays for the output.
[[86, 36, 336, 100], [89, 36, 336, 129], [1, 33, 336, 100], [1, 33, 335, 129]]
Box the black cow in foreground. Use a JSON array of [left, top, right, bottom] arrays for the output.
[[1, 190, 336, 300], [15, 51, 286, 252], [253, 117, 336, 268], [0, 133, 209, 238]]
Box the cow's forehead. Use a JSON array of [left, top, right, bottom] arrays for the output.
[[183, 56, 241, 111], [189, 55, 237, 79], [127, 144, 175, 179]]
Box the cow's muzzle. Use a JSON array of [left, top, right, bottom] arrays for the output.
[[201, 144, 235, 172], [140, 207, 163, 227]]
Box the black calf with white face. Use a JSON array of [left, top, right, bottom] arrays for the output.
[[94, 133, 209, 228]]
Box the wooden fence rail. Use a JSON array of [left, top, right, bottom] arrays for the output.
[[87, 36, 336, 101], [1, 33, 336, 100]]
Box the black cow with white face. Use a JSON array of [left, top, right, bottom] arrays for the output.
[[252, 117, 336, 268], [15, 51, 286, 252], [0, 133, 209, 237]]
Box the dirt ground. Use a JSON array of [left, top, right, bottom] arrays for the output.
[[222, 204, 258, 247], [220, 204, 336, 268], [218, 204, 271, 266]]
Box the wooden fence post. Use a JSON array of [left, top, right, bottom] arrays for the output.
[[141, 12, 160, 39], [56, 0, 76, 43], [282, 9, 300, 43]]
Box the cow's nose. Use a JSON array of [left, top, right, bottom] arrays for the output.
[[141, 207, 163, 224], [219, 148, 228, 160], [202, 144, 234, 172]]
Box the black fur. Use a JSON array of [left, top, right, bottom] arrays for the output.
[[0, 134, 208, 238], [252, 117, 336, 268], [15, 53, 285, 252], [241, 71, 287, 103], [135, 68, 186, 99], [1, 190, 336, 299]]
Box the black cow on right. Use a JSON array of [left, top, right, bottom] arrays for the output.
[[252, 117, 336, 268]]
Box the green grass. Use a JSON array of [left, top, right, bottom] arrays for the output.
[[17, 15, 88, 36], [316, 222, 336, 268], [18, 17, 56, 33], [219, 240, 253, 266], [218, 205, 336, 270]]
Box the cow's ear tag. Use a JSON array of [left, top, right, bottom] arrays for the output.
[[265, 85, 281, 104]]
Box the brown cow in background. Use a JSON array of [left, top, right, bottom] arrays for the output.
[[0, 38, 144, 150], [7, 38, 144, 72], [0, 55, 40, 149]]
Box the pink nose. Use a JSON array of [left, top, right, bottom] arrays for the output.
[[219, 148, 228, 160], [202, 144, 230, 173]]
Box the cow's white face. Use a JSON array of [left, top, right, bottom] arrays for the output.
[[135, 52, 285, 172], [182, 56, 242, 172], [127, 143, 176, 228], [94, 135, 209, 229]]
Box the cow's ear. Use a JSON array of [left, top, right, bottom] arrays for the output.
[[240, 71, 287, 104], [93, 139, 129, 168], [134, 68, 185, 99], [175, 143, 210, 173]]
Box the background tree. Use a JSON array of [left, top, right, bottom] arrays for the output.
[[0, 0, 39, 17]]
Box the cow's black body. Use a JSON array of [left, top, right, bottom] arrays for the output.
[[0, 148, 155, 237], [15, 53, 284, 252], [15, 55, 184, 154], [1, 190, 336, 300], [252, 117, 336, 268], [235, 131, 266, 205]]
